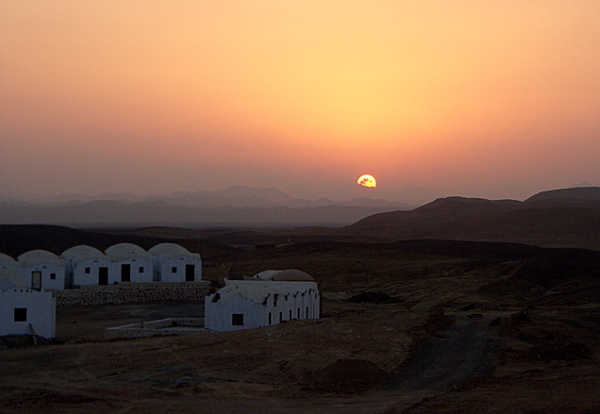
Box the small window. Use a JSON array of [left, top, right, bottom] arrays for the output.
[[14, 308, 27, 322], [172, 267, 177, 273], [50, 273, 56, 280], [232, 314, 244, 326], [85, 267, 91, 274], [268, 312, 272, 325], [139, 266, 144, 273], [289, 310, 292, 320]]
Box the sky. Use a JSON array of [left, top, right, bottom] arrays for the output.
[[2, 1, 600, 203]]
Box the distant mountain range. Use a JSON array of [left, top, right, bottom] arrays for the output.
[[1, 186, 600, 252], [0, 185, 410, 226], [343, 187, 600, 250], [3, 185, 600, 251]]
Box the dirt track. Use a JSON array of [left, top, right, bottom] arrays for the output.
[[386, 313, 502, 392]]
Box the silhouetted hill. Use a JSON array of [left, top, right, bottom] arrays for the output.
[[345, 188, 600, 250], [525, 187, 600, 203]]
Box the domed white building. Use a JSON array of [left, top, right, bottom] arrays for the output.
[[149, 243, 202, 283], [17, 250, 65, 291], [205, 270, 320, 332], [62, 245, 111, 287], [7, 242, 203, 289], [105, 243, 153, 284]]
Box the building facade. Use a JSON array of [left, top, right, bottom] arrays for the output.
[[205, 276, 320, 332], [2, 243, 203, 289], [17, 250, 65, 291], [149, 243, 202, 283], [0, 288, 56, 338]]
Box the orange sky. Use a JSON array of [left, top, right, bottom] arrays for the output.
[[2, 1, 600, 202]]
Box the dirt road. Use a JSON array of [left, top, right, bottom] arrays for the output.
[[385, 313, 502, 392]]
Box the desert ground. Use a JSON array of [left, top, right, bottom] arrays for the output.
[[2, 229, 600, 413]]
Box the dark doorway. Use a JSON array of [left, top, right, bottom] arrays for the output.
[[31, 271, 41, 290], [121, 264, 131, 282], [99, 267, 109, 285], [185, 265, 195, 282]]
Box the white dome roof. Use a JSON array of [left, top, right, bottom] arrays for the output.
[[254, 270, 282, 280], [148, 243, 190, 258], [149, 243, 201, 261], [18, 250, 63, 267], [105, 243, 150, 262], [271, 269, 314, 281], [62, 245, 106, 261], [0, 253, 18, 266]]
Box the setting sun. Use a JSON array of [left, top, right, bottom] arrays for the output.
[[357, 174, 377, 188]]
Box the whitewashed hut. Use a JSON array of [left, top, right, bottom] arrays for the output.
[[205, 270, 320, 332], [105, 243, 153, 284], [148, 243, 202, 282], [17, 250, 65, 290], [62, 245, 111, 287], [0, 288, 56, 338], [0, 253, 26, 289]]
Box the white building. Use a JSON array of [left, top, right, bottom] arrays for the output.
[[105, 243, 154, 284], [149, 243, 202, 283], [0, 253, 26, 289], [0, 288, 56, 338], [205, 270, 320, 332], [17, 250, 65, 291], [5, 242, 202, 288], [62, 245, 112, 287]]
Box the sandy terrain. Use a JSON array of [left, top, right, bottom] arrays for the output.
[[2, 297, 599, 413], [2, 233, 600, 413]]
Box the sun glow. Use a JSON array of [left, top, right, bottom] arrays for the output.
[[357, 174, 377, 188]]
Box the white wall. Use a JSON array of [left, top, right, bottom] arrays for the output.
[[205, 293, 266, 332], [205, 281, 320, 332], [0, 288, 56, 338], [22, 264, 65, 290], [157, 256, 202, 282], [112, 258, 154, 283], [72, 258, 113, 286]]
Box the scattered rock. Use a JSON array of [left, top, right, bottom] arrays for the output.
[[346, 291, 396, 303], [489, 317, 502, 326], [311, 359, 393, 394]]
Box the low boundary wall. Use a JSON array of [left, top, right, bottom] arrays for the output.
[[54, 281, 211, 307], [105, 317, 208, 340]]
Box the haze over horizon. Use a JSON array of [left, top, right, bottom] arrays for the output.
[[2, 2, 600, 203]]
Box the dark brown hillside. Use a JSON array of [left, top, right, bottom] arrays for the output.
[[344, 193, 600, 250], [525, 186, 600, 203], [344, 197, 523, 241], [0, 224, 236, 259]]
